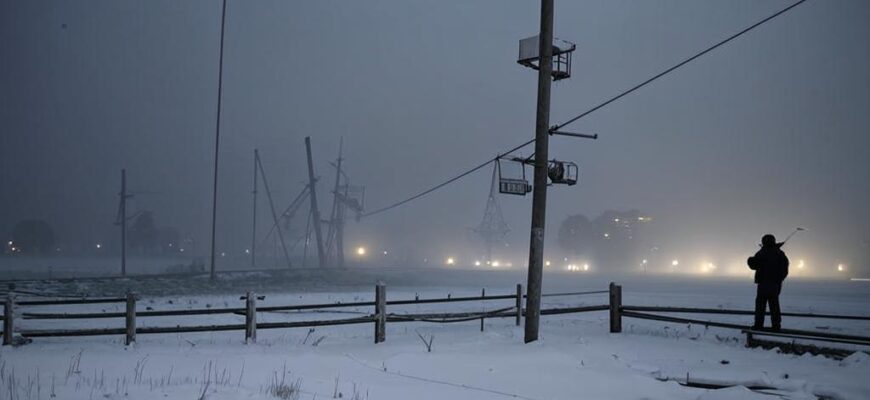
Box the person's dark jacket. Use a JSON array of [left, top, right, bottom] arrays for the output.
[[747, 244, 789, 285]]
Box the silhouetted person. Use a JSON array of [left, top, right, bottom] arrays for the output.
[[747, 234, 789, 331]]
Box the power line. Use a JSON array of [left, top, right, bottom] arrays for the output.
[[362, 138, 535, 218], [551, 0, 809, 132], [363, 0, 808, 219]]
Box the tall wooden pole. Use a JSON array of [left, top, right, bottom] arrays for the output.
[[209, 0, 228, 280], [524, 0, 554, 343], [250, 149, 259, 268], [120, 169, 127, 277], [304, 137, 327, 268], [329, 138, 344, 268]]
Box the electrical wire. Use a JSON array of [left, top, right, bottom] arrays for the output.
[[362, 138, 535, 218], [551, 0, 808, 132], [363, 0, 808, 219]]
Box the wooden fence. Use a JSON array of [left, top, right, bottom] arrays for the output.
[[4, 282, 869, 350], [2, 283, 610, 346]]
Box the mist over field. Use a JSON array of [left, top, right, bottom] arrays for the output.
[[1, 1, 868, 281]]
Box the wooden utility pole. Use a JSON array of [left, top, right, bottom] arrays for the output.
[[209, 0, 228, 280], [327, 138, 345, 268], [120, 169, 127, 277], [250, 149, 259, 268], [524, 0, 554, 343], [305, 137, 327, 267]]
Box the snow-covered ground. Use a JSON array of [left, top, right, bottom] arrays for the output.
[[2, 270, 868, 399]]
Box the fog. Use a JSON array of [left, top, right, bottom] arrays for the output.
[[2, 1, 868, 278]]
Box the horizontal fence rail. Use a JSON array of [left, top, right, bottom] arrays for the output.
[[621, 306, 870, 321], [621, 310, 870, 345], [18, 297, 126, 306]]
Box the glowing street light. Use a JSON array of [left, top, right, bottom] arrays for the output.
[[545, 260, 551, 267], [671, 259, 679, 266], [474, 260, 481, 266], [356, 246, 367, 256], [96, 243, 102, 249], [838, 264, 846, 272], [446, 257, 455, 266], [582, 263, 589, 271]]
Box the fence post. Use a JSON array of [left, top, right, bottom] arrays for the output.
[[609, 282, 622, 333], [515, 284, 522, 326], [125, 292, 137, 345], [480, 288, 485, 332], [3, 295, 13, 346], [245, 291, 257, 344], [374, 283, 386, 344]]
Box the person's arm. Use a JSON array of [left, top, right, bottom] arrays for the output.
[[747, 255, 758, 270]]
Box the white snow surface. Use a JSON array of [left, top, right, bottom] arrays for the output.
[[2, 271, 869, 400]]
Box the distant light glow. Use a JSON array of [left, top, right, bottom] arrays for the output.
[[474, 260, 481, 266], [446, 257, 455, 266], [604, 233, 610, 238], [244, 249, 250, 254], [700, 262, 716, 273], [356, 246, 367, 256], [583, 263, 589, 271], [642, 259, 648, 264], [96, 243, 102, 249], [7, 241, 12, 246], [383, 251, 388, 255], [671, 259, 679, 266], [838, 264, 845, 272], [545, 260, 551, 267], [491, 260, 500, 267], [220, 252, 226, 257], [797, 259, 805, 269]]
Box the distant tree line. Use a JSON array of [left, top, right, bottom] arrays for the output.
[[6, 211, 183, 256]]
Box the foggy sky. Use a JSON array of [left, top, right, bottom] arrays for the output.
[[2, 1, 868, 272]]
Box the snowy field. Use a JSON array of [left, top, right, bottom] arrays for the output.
[[1, 269, 868, 400]]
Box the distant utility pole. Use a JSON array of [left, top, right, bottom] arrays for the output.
[[119, 169, 129, 277], [524, 0, 554, 343], [305, 137, 327, 267], [327, 138, 345, 268], [250, 149, 259, 269], [209, 0, 228, 280]]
